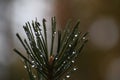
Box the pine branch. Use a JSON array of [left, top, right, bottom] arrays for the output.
[[14, 17, 88, 80]]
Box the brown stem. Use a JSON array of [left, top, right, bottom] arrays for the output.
[[48, 64, 54, 80], [48, 56, 54, 80]]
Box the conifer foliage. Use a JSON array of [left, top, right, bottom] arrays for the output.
[[14, 17, 88, 80]]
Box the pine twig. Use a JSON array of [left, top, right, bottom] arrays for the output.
[[14, 17, 88, 80]]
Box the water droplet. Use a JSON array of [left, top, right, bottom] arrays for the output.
[[83, 37, 86, 40], [36, 62, 39, 65], [30, 54, 33, 56], [57, 68, 60, 71], [72, 51, 76, 54], [33, 75, 36, 78], [35, 32, 37, 34], [69, 44, 71, 47], [68, 57, 70, 59], [24, 65, 27, 69], [39, 35, 42, 38], [73, 68, 77, 71], [40, 55, 43, 57], [54, 32, 56, 34], [32, 61, 34, 63], [72, 60, 75, 63], [66, 75, 70, 78], [75, 34, 78, 37], [40, 64, 43, 66], [32, 65, 35, 68], [55, 57, 58, 60]]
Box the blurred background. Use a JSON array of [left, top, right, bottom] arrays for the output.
[[0, 0, 120, 80]]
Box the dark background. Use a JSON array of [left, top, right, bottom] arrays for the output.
[[0, 0, 120, 80]]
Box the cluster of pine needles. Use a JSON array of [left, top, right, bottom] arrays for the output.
[[13, 17, 88, 80]]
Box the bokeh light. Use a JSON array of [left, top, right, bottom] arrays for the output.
[[106, 58, 120, 80], [89, 17, 119, 50]]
